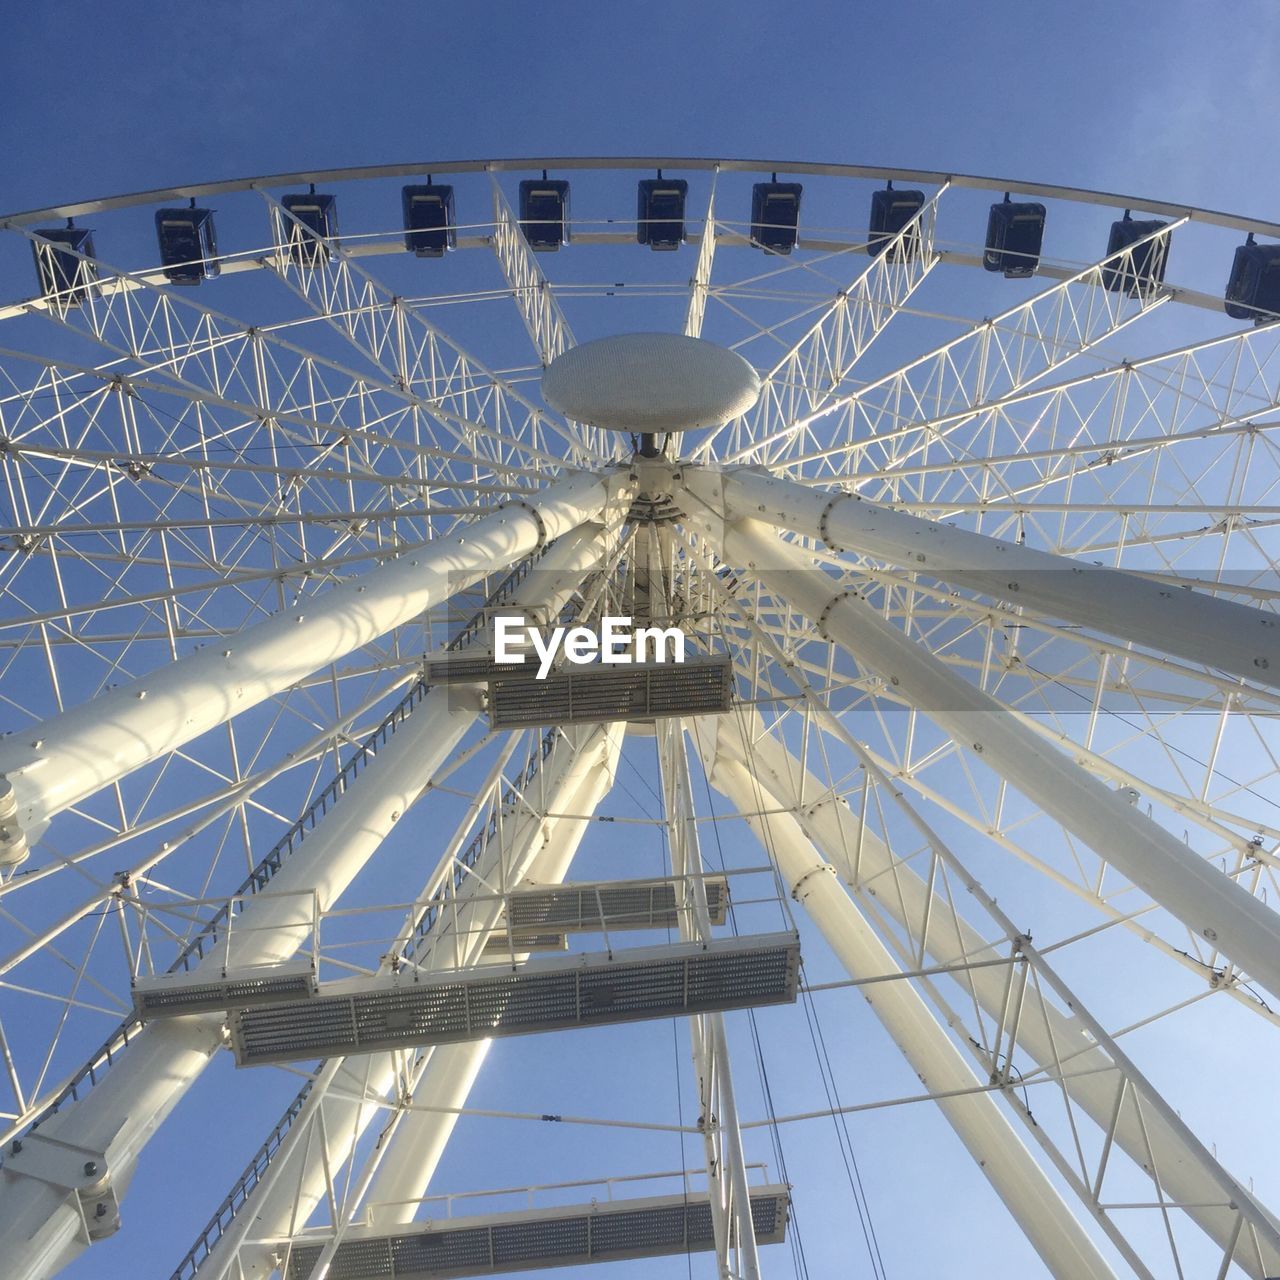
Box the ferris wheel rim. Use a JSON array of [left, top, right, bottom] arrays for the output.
[[4, 153, 1280, 240], [0, 154, 1276, 1280]]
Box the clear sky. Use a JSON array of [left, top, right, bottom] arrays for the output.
[[3, 1, 1278, 220], [4, 4, 1280, 1279]]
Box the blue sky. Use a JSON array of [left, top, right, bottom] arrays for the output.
[[4, 2, 1279, 219], [5, 4, 1280, 1279]]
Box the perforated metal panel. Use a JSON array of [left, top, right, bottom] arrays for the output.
[[480, 931, 568, 957], [133, 963, 317, 1019], [285, 1186, 789, 1279], [231, 934, 799, 1066], [423, 654, 506, 685], [488, 655, 733, 729], [504, 877, 728, 933]]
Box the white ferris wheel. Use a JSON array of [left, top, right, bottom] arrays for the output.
[[0, 156, 1278, 1280]]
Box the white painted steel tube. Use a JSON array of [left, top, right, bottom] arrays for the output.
[[694, 736, 1116, 1280], [710, 707, 1280, 1278], [187, 535, 618, 1280], [0, 688, 480, 1280], [362, 722, 625, 1228], [722, 467, 1280, 690], [0, 470, 610, 838], [220, 724, 623, 1279], [725, 516, 1280, 1002]]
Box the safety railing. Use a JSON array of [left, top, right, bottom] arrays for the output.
[[8, 543, 554, 1150]]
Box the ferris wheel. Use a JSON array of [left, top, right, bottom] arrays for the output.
[[0, 155, 1277, 1280]]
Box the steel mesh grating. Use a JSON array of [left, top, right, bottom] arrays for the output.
[[133, 969, 316, 1019], [504, 877, 728, 932], [487, 655, 733, 729], [285, 1188, 789, 1279], [423, 655, 506, 684], [232, 934, 799, 1066]]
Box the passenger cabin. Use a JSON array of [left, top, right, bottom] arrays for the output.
[[984, 197, 1045, 278], [868, 184, 925, 260], [637, 176, 688, 250], [401, 184, 456, 257], [280, 191, 338, 267], [1102, 212, 1170, 296], [32, 225, 98, 305], [1225, 235, 1280, 323], [519, 177, 570, 251], [154, 207, 219, 284], [750, 181, 802, 254]]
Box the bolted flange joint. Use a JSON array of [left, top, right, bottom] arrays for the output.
[[816, 494, 846, 554], [1, 1129, 123, 1243], [0, 777, 29, 868], [505, 500, 550, 550], [816, 590, 858, 640]]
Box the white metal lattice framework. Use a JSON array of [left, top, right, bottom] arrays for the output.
[[0, 158, 1278, 1280]]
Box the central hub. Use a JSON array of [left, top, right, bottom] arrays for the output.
[[541, 332, 761, 455]]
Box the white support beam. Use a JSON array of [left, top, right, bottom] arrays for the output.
[[182, 518, 620, 1280], [707, 703, 1280, 1278], [362, 721, 625, 1223], [695, 185, 947, 465], [489, 177, 576, 367], [720, 466, 1280, 690], [756, 218, 1180, 479], [656, 719, 760, 1280], [712, 511, 1280, 1003], [207, 722, 624, 1280], [0, 687, 482, 1280], [683, 172, 718, 341], [0, 525, 613, 1280], [0, 471, 613, 843], [691, 727, 1117, 1280]]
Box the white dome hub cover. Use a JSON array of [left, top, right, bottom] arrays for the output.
[[541, 332, 761, 434]]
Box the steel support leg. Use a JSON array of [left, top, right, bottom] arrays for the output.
[[362, 721, 626, 1223], [0, 525, 613, 1280], [209, 723, 624, 1280], [0, 471, 612, 843], [715, 512, 1280, 1003], [718, 466, 1280, 690], [692, 727, 1116, 1280], [705, 705, 1280, 1278], [0, 688, 480, 1280]]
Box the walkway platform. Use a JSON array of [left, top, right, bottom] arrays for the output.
[[230, 933, 799, 1066], [285, 1185, 790, 1279], [487, 655, 733, 729]]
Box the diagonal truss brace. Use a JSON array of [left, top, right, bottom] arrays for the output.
[[5, 221, 566, 491], [683, 170, 719, 342], [695, 184, 948, 464], [759, 217, 1183, 478], [259, 191, 600, 471], [710, 508, 1280, 1004], [489, 175, 576, 367], [721, 466, 1280, 691]]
